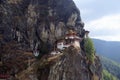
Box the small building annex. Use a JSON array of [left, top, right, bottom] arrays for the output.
[[56, 30, 82, 50]]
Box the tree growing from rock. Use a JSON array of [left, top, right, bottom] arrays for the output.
[[84, 37, 95, 63]]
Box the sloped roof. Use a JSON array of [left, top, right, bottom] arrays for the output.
[[85, 30, 90, 33]]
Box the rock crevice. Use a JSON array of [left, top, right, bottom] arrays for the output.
[[0, 0, 102, 80]]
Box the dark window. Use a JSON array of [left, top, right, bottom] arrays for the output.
[[0, 27, 4, 34]]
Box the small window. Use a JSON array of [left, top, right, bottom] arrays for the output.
[[33, 51, 39, 57], [66, 39, 71, 44]]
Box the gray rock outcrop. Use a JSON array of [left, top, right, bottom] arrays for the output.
[[0, 0, 102, 80]]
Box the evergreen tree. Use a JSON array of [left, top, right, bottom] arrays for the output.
[[84, 37, 95, 63]]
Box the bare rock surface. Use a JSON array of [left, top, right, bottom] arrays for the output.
[[0, 0, 102, 80]]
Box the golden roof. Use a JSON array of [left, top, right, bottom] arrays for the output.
[[66, 30, 77, 35]]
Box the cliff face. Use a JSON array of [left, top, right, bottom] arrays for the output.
[[0, 0, 102, 80]]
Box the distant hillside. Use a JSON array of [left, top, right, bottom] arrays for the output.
[[92, 39, 120, 63], [100, 56, 120, 79], [102, 69, 119, 80]]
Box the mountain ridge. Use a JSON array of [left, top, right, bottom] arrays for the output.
[[92, 38, 120, 63], [100, 56, 120, 79]]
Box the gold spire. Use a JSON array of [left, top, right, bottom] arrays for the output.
[[66, 30, 77, 35]]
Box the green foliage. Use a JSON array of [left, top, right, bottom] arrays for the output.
[[100, 56, 120, 79], [84, 38, 95, 63], [102, 69, 119, 80]]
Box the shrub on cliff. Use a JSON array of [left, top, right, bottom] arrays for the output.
[[84, 37, 95, 63]]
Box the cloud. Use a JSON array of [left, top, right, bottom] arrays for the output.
[[92, 35, 120, 41], [80, 9, 93, 15], [73, 0, 95, 4], [85, 14, 120, 41], [73, 0, 120, 41], [73, 0, 120, 22], [86, 14, 120, 30], [73, 0, 94, 14]]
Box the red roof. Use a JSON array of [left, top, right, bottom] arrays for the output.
[[65, 43, 71, 45], [0, 74, 10, 79], [57, 39, 64, 43], [66, 30, 77, 35], [65, 33, 76, 37], [74, 38, 80, 41], [74, 36, 83, 41]]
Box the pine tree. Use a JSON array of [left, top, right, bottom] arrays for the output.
[[84, 37, 95, 63]]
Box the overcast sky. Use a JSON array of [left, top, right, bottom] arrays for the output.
[[73, 0, 120, 41]]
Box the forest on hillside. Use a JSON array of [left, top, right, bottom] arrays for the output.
[[102, 69, 119, 80], [100, 56, 120, 80]]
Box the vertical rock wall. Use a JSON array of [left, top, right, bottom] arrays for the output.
[[0, 0, 102, 80]]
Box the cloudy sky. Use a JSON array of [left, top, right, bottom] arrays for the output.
[[73, 0, 120, 41]]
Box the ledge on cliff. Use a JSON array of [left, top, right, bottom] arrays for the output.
[[16, 46, 102, 80], [0, 0, 102, 80]]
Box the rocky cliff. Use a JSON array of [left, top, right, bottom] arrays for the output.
[[0, 0, 102, 80]]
